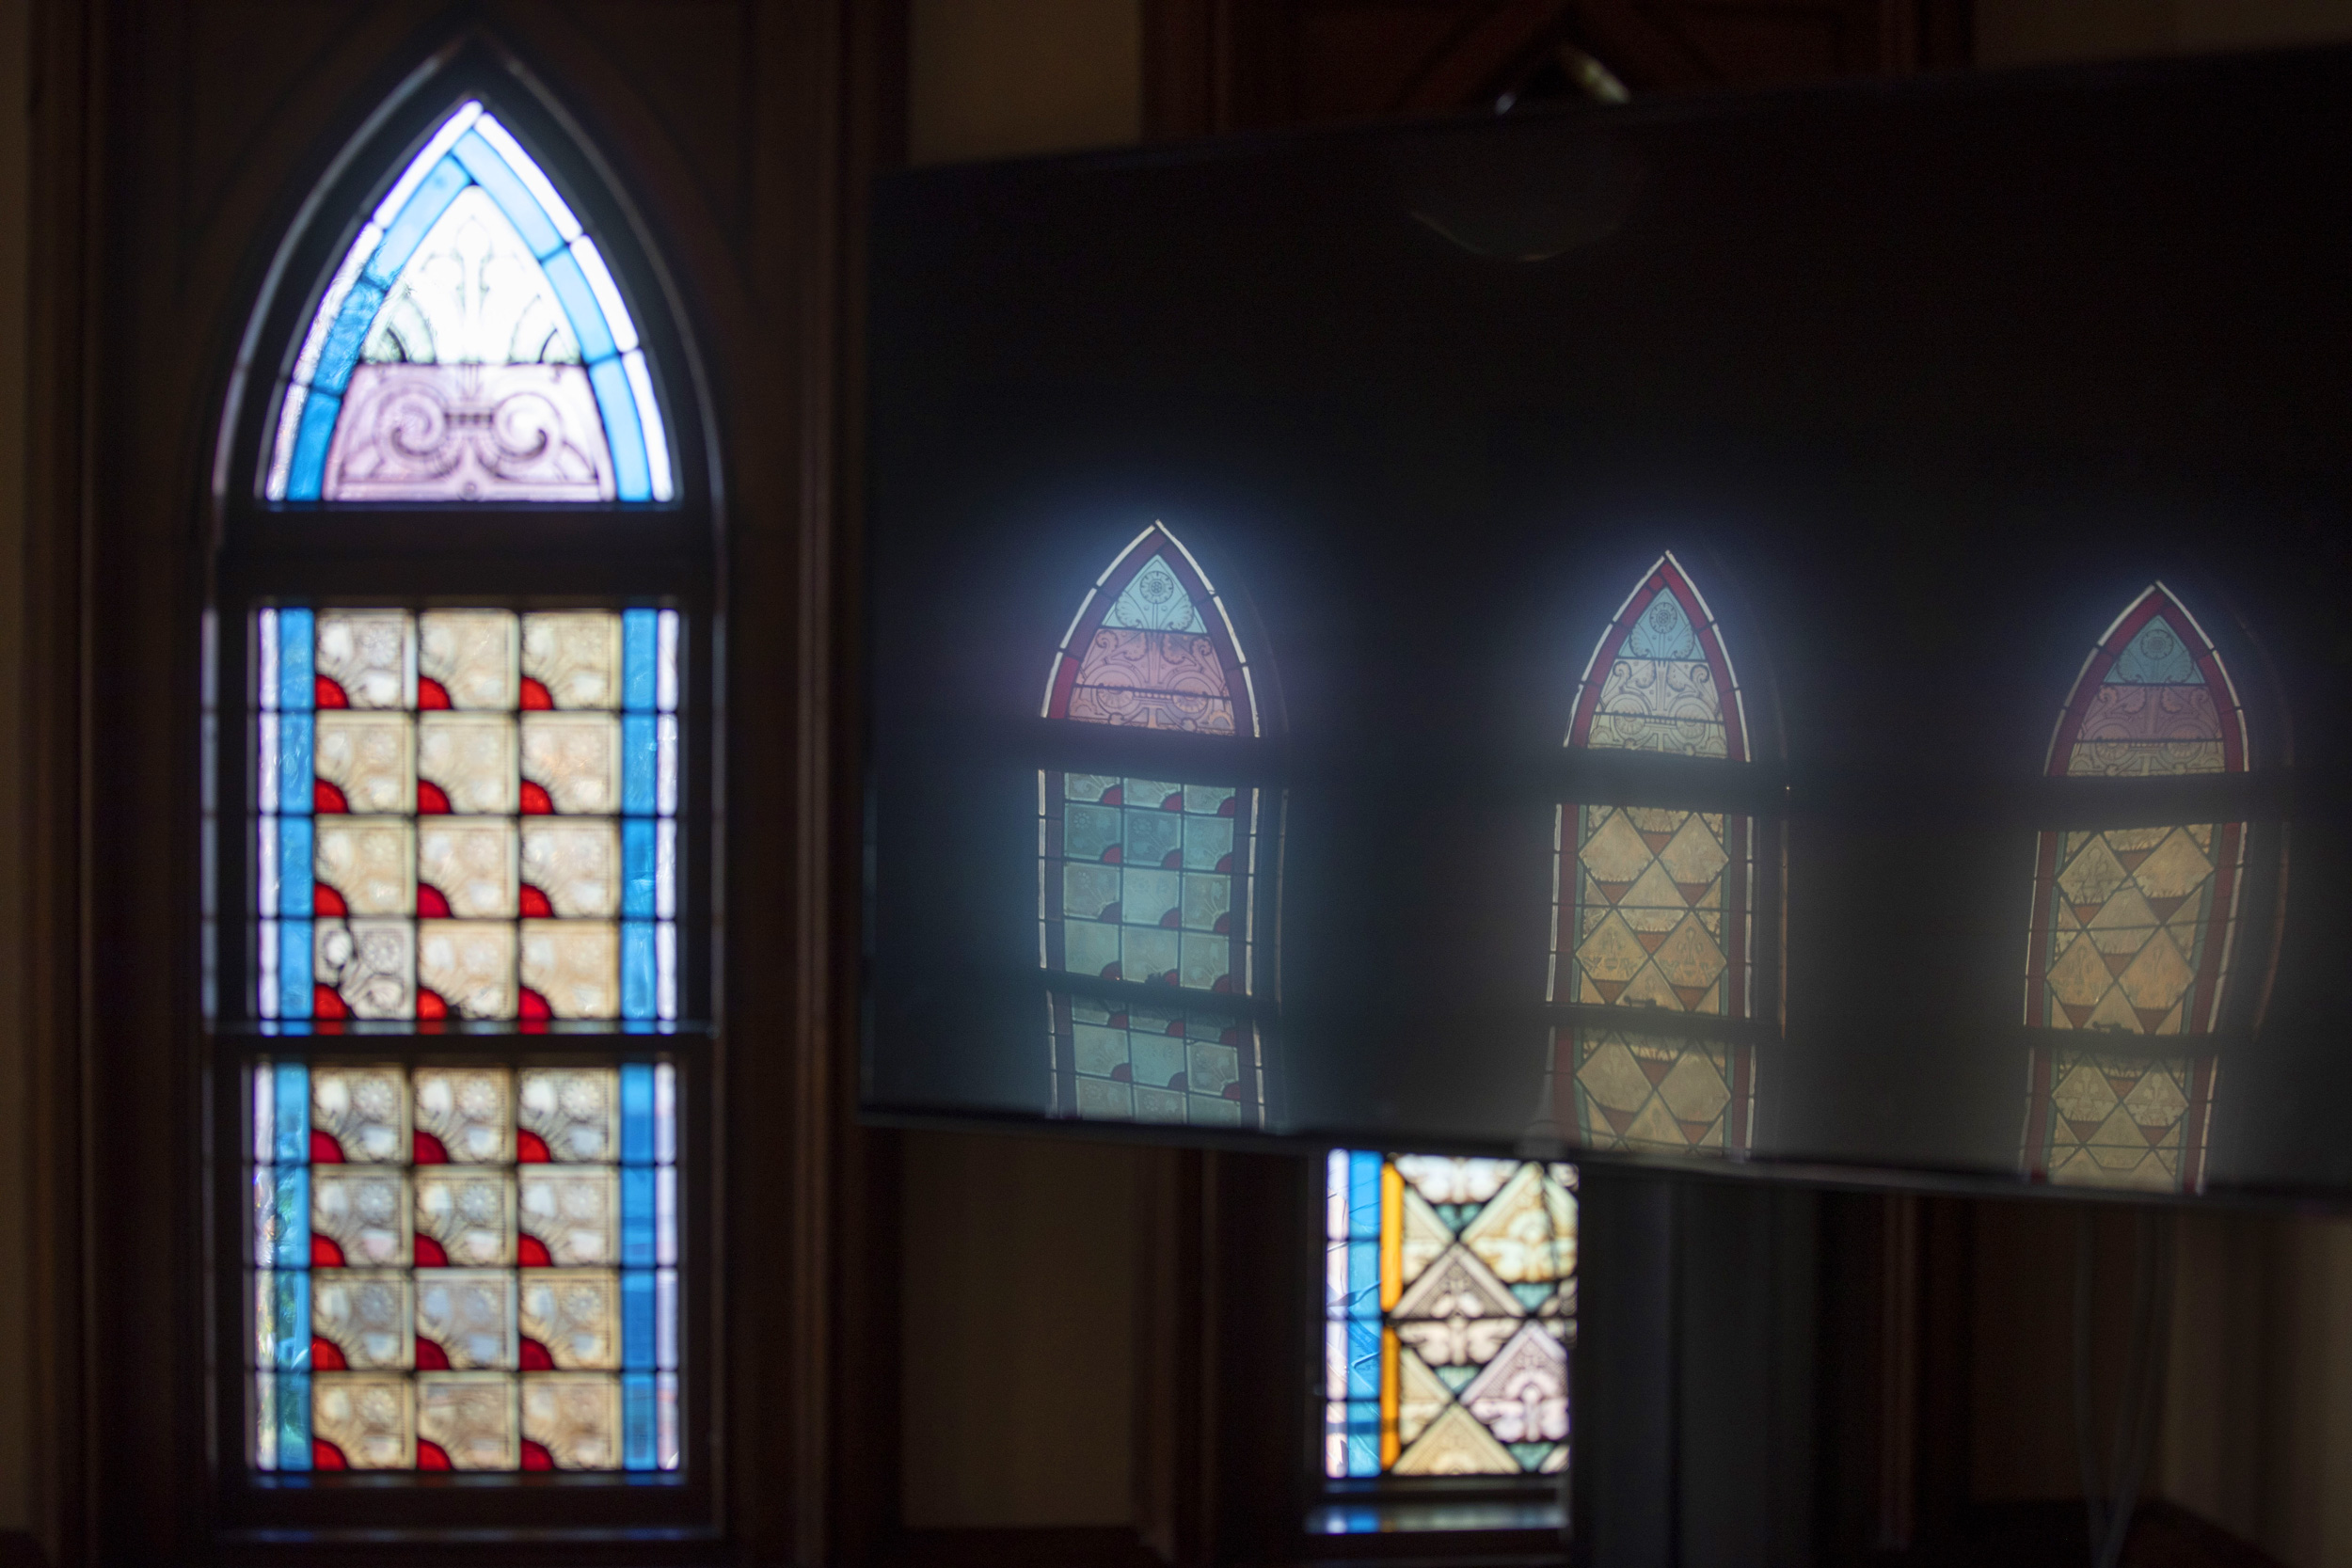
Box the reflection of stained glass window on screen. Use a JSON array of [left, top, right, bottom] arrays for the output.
[[265, 101, 672, 503], [1039, 524, 1264, 1126], [1545, 554, 1755, 1156], [249, 1060, 679, 1470], [256, 609, 679, 1025], [1324, 1153, 1575, 1479], [2025, 585, 2248, 1193]]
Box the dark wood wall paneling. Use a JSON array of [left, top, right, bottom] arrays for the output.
[[1143, 0, 1973, 137], [24, 1, 901, 1563]]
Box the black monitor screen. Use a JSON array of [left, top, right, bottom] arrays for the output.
[[864, 45, 2352, 1205]]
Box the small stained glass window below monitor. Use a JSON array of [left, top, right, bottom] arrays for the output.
[[1324, 1152, 1575, 1481]]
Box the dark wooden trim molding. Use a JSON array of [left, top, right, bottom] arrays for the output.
[[23, 3, 98, 1565], [1141, 0, 1978, 136]]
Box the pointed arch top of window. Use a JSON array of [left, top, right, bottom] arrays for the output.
[[1042, 522, 1261, 738], [2046, 583, 2246, 779], [265, 100, 675, 505], [1566, 552, 1747, 761]]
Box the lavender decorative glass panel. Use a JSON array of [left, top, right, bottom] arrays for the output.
[[265, 102, 673, 503]]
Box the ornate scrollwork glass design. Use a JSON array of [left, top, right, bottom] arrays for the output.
[[264, 101, 672, 503]]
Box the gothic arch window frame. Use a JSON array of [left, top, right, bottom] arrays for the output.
[[2020, 579, 2277, 1194], [1544, 548, 1781, 1161], [1035, 519, 1284, 1130], [204, 45, 720, 1539]]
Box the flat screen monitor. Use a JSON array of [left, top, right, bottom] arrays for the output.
[[864, 44, 2352, 1205]]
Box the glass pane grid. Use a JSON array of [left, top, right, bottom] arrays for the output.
[[1036, 530, 1268, 1131], [254, 608, 679, 1030], [1322, 1152, 1575, 1483], [2026, 588, 2246, 1194], [249, 1059, 680, 1472], [1549, 554, 1756, 1160], [1041, 771, 1258, 1129]]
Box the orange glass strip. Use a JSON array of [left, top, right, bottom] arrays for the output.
[[1379, 1162, 1403, 1311], [1380, 1327, 1400, 1470]]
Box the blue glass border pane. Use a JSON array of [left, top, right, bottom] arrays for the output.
[[451, 131, 564, 258], [363, 156, 470, 287], [621, 822, 656, 918], [621, 610, 658, 712], [277, 716, 313, 819], [589, 357, 650, 502], [622, 1372, 658, 1470], [264, 1271, 311, 1369], [620, 1064, 655, 1163], [621, 716, 658, 814], [275, 1372, 312, 1471], [541, 249, 617, 363], [272, 1063, 310, 1163], [310, 281, 388, 398], [277, 610, 314, 710], [284, 393, 341, 501], [622, 920, 656, 1020], [622, 1270, 657, 1369], [620, 1166, 658, 1267], [278, 922, 312, 1021], [270, 1165, 310, 1269]]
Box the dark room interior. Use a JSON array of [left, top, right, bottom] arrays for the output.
[[8, 4, 2352, 1566]]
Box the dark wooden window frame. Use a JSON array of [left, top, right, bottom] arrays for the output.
[[203, 42, 723, 1548], [32, 5, 904, 1563]]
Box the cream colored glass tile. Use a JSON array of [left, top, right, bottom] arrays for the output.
[[419, 610, 518, 710], [519, 1270, 620, 1370]]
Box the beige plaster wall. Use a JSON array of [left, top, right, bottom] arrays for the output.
[[908, 0, 1141, 166]]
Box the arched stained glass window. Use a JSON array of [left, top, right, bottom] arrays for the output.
[[265, 100, 673, 503], [2023, 585, 2248, 1191], [1543, 553, 1757, 1156], [219, 82, 710, 1501], [1321, 1152, 1576, 1483], [1038, 522, 1268, 1125]]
